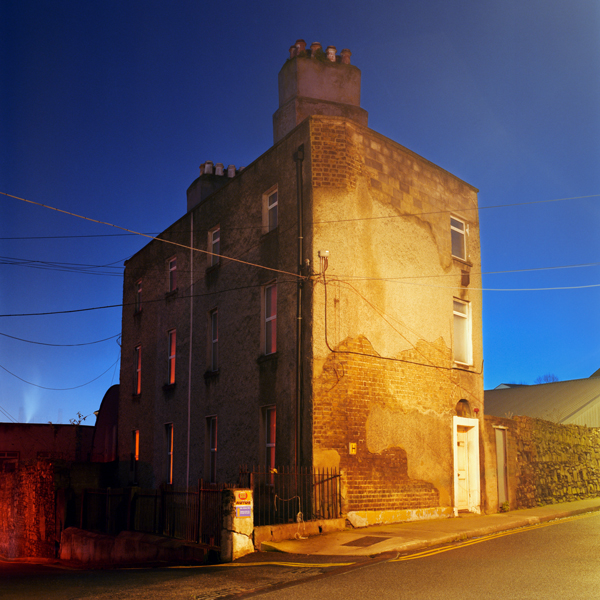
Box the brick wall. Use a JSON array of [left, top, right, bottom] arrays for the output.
[[0, 461, 56, 559]]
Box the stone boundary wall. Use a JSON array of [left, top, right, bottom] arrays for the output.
[[484, 415, 600, 511], [0, 460, 56, 559]]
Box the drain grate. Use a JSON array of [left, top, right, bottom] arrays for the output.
[[342, 536, 391, 547]]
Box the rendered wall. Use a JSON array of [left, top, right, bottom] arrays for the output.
[[307, 116, 483, 511]]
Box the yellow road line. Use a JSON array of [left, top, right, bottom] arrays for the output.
[[391, 512, 598, 561]]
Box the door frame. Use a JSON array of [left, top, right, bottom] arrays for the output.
[[452, 416, 481, 515]]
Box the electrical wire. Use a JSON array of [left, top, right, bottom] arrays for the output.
[[0, 331, 120, 346], [0, 355, 121, 391], [1, 191, 304, 280], [312, 193, 600, 225]]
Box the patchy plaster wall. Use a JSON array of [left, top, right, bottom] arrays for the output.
[[313, 335, 480, 511], [0, 461, 56, 559]]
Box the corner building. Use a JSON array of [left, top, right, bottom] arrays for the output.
[[118, 40, 484, 521]]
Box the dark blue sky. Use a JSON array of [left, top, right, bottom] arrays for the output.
[[1, 0, 599, 424]]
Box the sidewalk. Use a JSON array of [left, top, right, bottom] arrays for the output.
[[259, 497, 600, 556]]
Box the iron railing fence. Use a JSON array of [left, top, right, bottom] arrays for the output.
[[239, 466, 341, 527], [80, 481, 232, 547]]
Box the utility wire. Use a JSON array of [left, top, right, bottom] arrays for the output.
[[0, 355, 121, 391], [1, 191, 304, 280], [312, 194, 600, 224], [0, 331, 120, 346]]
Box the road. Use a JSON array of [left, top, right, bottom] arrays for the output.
[[2, 512, 599, 599]]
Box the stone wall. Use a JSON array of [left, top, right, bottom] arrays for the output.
[[514, 416, 600, 507], [0, 460, 56, 559], [484, 415, 600, 511]]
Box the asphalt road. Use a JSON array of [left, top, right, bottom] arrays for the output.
[[255, 512, 600, 599], [2, 512, 599, 599]]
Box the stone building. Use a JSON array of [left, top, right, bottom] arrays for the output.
[[117, 40, 484, 521]]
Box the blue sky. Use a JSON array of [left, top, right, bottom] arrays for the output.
[[1, 0, 599, 424]]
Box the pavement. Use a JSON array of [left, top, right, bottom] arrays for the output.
[[258, 497, 600, 557]]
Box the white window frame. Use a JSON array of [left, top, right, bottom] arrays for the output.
[[264, 282, 277, 355], [168, 256, 177, 292], [209, 309, 218, 371], [165, 423, 174, 485], [207, 416, 217, 484], [167, 329, 176, 385], [262, 186, 278, 233], [208, 226, 220, 267], [453, 298, 472, 365], [451, 217, 466, 261], [134, 345, 141, 395]]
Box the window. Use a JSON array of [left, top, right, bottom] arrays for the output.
[[207, 416, 217, 484], [134, 345, 141, 395], [451, 217, 466, 260], [131, 430, 139, 482], [135, 279, 142, 312], [209, 309, 218, 371], [265, 283, 277, 355], [168, 329, 176, 384], [453, 299, 472, 365], [265, 407, 276, 483], [168, 257, 177, 292], [209, 226, 220, 267], [165, 423, 174, 484], [263, 187, 278, 232], [0, 451, 19, 473]]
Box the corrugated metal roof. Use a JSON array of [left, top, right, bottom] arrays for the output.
[[485, 377, 600, 426]]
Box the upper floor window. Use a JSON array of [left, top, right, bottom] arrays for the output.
[[453, 299, 472, 365], [167, 329, 176, 385], [135, 279, 142, 312], [451, 217, 466, 260], [207, 416, 217, 484], [131, 430, 139, 482], [265, 406, 276, 483], [263, 187, 278, 232], [165, 423, 174, 485], [209, 226, 220, 267], [134, 345, 142, 395], [168, 257, 177, 292], [264, 283, 277, 355], [209, 309, 218, 372]]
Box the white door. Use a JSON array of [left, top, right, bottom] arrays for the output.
[[456, 426, 469, 510]]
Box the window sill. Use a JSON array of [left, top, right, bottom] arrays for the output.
[[204, 369, 220, 381], [131, 393, 141, 400], [257, 352, 278, 364], [452, 256, 472, 268], [163, 383, 176, 391]]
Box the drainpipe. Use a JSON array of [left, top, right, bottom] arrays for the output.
[[186, 213, 194, 491], [293, 144, 305, 470]]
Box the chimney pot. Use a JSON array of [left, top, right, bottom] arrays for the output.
[[204, 161, 213, 175], [289, 45, 297, 59], [341, 49, 352, 64], [310, 42, 322, 56], [215, 163, 224, 176], [326, 46, 337, 62], [227, 165, 236, 178], [199, 164, 205, 175], [295, 39, 307, 53]]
